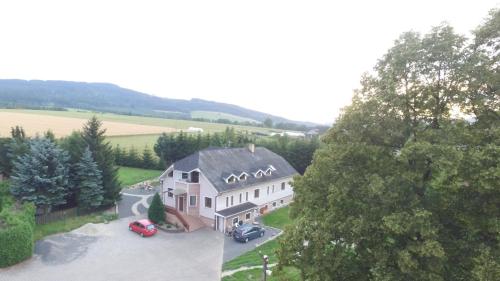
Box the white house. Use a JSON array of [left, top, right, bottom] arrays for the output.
[[159, 144, 297, 233]]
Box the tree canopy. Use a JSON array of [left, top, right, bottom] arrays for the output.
[[278, 10, 499, 281], [10, 138, 70, 213]]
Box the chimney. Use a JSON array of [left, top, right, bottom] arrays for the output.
[[248, 143, 255, 153]]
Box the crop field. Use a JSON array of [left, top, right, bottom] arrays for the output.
[[0, 109, 271, 135], [0, 111, 176, 138], [0, 108, 274, 149]]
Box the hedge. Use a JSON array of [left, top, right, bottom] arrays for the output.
[[0, 202, 35, 268]]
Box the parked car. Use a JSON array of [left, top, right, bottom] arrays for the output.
[[233, 224, 265, 243], [129, 219, 157, 237]]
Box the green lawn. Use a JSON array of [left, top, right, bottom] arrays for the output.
[[117, 166, 163, 187], [262, 206, 292, 229], [223, 206, 298, 278], [224, 239, 280, 270], [34, 212, 117, 240], [222, 266, 301, 281]]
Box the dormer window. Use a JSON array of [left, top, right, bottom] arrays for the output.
[[265, 168, 272, 176], [255, 171, 263, 178], [239, 174, 247, 181], [227, 176, 236, 183]]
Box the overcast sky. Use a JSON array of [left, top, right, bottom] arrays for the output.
[[0, 1, 498, 124]]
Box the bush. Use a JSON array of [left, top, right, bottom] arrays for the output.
[[0, 203, 35, 268], [148, 193, 165, 224]]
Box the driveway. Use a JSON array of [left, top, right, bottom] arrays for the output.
[[117, 186, 159, 218], [222, 225, 281, 262], [0, 217, 224, 281]]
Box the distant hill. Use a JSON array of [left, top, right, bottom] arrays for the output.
[[0, 79, 316, 126]]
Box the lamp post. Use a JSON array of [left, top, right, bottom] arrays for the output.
[[259, 251, 269, 281]]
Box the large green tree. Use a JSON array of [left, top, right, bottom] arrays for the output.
[[278, 11, 499, 281], [81, 117, 120, 206], [10, 138, 70, 214], [75, 147, 104, 211]]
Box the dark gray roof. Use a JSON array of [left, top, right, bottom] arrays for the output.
[[174, 146, 298, 193], [215, 202, 257, 217]]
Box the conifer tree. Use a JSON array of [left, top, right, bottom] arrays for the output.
[[148, 193, 165, 224], [81, 117, 120, 206], [142, 146, 156, 169], [10, 138, 70, 213], [75, 147, 104, 211]]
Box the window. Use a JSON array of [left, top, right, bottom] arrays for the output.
[[245, 192, 248, 201], [232, 217, 239, 225], [204, 197, 212, 208], [189, 196, 196, 207], [272, 202, 277, 207], [267, 186, 269, 195], [226, 197, 229, 207], [182, 172, 188, 179], [239, 174, 247, 181], [231, 196, 234, 206], [227, 175, 236, 183], [256, 171, 263, 178], [239, 193, 242, 203], [168, 171, 173, 177], [266, 168, 272, 175], [280, 199, 284, 204], [272, 185, 275, 193], [245, 212, 251, 220], [281, 182, 286, 190], [254, 189, 260, 198], [167, 188, 173, 198]]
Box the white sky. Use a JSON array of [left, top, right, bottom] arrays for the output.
[[0, 1, 498, 124]]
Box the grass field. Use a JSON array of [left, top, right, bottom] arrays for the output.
[[223, 239, 280, 270], [223, 206, 298, 280], [262, 206, 292, 229], [117, 166, 163, 187], [191, 111, 260, 123], [0, 109, 271, 137], [107, 134, 161, 149]]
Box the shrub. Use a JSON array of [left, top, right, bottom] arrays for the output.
[[148, 193, 165, 224], [0, 203, 35, 268]]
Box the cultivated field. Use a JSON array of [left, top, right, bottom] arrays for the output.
[[0, 109, 274, 148], [0, 111, 176, 138]]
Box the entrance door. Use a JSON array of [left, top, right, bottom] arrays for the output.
[[179, 196, 184, 212]]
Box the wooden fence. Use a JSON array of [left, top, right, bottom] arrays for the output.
[[34, 204, 117, 225], [35, 207, 78, 225]]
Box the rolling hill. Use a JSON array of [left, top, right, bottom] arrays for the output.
[[0, 79, 314, 126]]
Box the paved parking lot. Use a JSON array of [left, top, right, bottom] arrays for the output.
[[0, 217, 224, 281], [222, 226, 281, 262]]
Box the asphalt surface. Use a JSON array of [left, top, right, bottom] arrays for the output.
[[0, 216, 224, 281], [117, 186, 159, 218]]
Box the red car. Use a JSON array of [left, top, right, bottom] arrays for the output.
[[129, 219, 157, 237]]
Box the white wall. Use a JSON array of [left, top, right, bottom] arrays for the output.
[[215, 177, 294, 212], [161, 175, 175, 207], [198, 172, 218, 220]]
